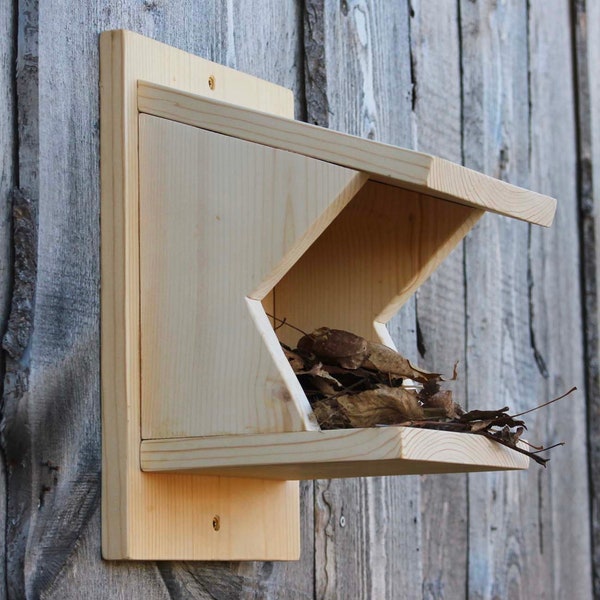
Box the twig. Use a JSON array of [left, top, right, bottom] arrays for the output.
[[475, 431, 549, 467], [510, 387, 577, 418], [531, 441, 565, 454], [266, 313, 308, 337]]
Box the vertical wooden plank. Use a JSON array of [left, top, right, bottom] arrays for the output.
[[409, 2, 469, 598], [303, 2, 422, 598], [459, 2, 549, 598], [0, 0, 15, 332], [0, 2, 15, 600], [577, 0, 600, 595], [2, 1, 38, 598], [529, 1, 593, 597], [4, 1, 312, 598]]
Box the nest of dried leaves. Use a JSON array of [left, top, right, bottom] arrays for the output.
[[279, 325, 569, 466]]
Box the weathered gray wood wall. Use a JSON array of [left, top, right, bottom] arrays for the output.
[[0, 1, 597, 598]]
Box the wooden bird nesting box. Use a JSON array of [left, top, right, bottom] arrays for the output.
[[100, 30, 556, 561]]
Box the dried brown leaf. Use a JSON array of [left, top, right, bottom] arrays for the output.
[[311, 399, 350, 429], [336, 387, 424, 428], [363, 342, 439, 382], [421, 389, 464, 419], [298, 328, 368, 369]]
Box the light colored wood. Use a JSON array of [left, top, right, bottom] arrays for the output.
[[100, 29, 300, 561], [139, 114, 366, 438], [137, 80, 557, 227], [102, 26, 559, 566], [273, 180, 482, 349], [140, 427, 529, 478]]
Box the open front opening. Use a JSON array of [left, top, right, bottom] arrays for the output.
[[259, 180, 480, 430], [262, 180, 477, 348]]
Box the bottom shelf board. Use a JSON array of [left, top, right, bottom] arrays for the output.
[[141, 426, 529, 479]]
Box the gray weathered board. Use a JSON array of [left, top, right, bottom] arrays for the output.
[[0, 1, 597, 598]]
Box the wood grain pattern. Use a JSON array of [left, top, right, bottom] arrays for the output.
[[139, 114, 363, 438], [3, 1, 598, 598], [409, 2, 469, 598], [460, 4, 544, 598], [304, 3, 423, 599], [577, 0, 600, 594], [461, 2, 592, 598], [528, 1, 593, 596], [273, 180, 481, 347], [141, 428, 528, 478], [101, 30, 300, 561], [0, 1, 14, 598], [138, 80, 557, 228]]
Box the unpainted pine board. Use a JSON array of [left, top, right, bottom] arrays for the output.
[[139, 114, 363, 439], [124, 0, 317, 593], [136, 0, 317, 592], [408, 2, 469, 598], [0, 1, 14, 599], [102, 30, 301, 561], [303, 2, 423, 599], [141, 428, 529, 478], [141, 484, 315, 600], [274, 180, 480, 349], [528, 1, 593, 597], [139, 81, 556, 227], [582, 0, 600, 594], [9, 1, 310, 597]]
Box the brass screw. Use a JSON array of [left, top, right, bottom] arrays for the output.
[[208, 75, 216, 90], [212, 515, 220, 531]]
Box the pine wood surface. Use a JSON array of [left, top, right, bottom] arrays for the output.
[[138, 114, 362, 439], [141, 427, 528, 479], [102, 30, 304, 561], [138, 81, 556, 227], [0, 1, 597, 598]]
